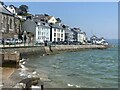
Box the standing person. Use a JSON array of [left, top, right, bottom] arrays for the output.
[[2, 38, 4, 45], [24, 35, 27, 43]]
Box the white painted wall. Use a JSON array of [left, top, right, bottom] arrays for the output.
[[78, 33, 86, 43], [36, 25, 50, 43], [51, 28, 65, 42], [6, 6, 17, 15], [48, 17, 57, 24]]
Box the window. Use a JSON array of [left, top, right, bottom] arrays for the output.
[[54, 33, 56, 37], [57, 38, 60, 41], [57, 33, 60, 37], [61, 39, 63, 41], [3, 17, 6, 28], [38, 26, 40, 29], [61, 30, 63, 32], [57, 29, 60, 32], [38, 31, 41, 35], [61, 34, 63, 37], [54, 29, 56, 32], [54, 38, 56, 41], [10, 19, 12, 29]]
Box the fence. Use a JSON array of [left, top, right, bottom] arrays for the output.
[[0, 42, 44, 48]]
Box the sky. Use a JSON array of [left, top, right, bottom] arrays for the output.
[[5, 2, 118, 39]]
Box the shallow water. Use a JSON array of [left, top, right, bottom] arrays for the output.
[[26, 40, 118, 88]]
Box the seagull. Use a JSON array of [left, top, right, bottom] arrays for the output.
[[19, 59, 26, 63], [67, 84, 74, 87], [32, 71, 37, 75], [75, 85, 80, 88], [22, 61, 26, 65]]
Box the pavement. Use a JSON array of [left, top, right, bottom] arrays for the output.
[[1, 67, 16, 88]]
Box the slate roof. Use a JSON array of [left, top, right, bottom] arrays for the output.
[[51, 24, 63, 29], [0, 3, 13, 15], [34, 20, 50, 28], [34, 14, 52, 21], [71, 28, 81, 34]]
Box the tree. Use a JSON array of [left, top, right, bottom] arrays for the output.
[[19, 5, 28, 14], [62, 25, 66, 28], [56, 18, 61, 23]]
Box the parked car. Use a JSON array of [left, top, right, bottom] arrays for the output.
[[15, 39, 22, 44], [4, 38, 11, 45]]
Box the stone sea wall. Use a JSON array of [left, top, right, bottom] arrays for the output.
[[45, 45, 107, 54], [1, 45, 108, 60]]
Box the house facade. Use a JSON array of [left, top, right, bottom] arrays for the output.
[[90, 35, 98, 44], [34, 14, 57, 24], [36, 21, 50, 43], [47, 16, 57, 24], [50, 24, 65, 42], [0, 3, 21, 39], [6, 5, 17, 15], [65, 26, 74, 42], [22, 19, 50, 43], [71, 28, 81, 42], [78, 32, 87, 44]]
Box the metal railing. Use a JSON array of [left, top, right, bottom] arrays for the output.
[[0, 42, 44, 48]]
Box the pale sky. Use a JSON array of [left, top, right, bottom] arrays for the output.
[[5, 1, 118, 39]]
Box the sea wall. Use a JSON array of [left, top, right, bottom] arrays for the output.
[[45, 45, 107, 54], [1, 45, 108, 60], [1, 46, 46, 59]]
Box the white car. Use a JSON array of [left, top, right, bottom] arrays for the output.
[[15, 39, 22, 44]]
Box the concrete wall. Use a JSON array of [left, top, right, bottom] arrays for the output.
[[45, 45, 107, 54], [1, 46, 46, 58], [1, 45, 107, 59]]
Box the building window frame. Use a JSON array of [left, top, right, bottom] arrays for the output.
[[10, 19, 12, 29], [54, 33, 56, 37], [3, 17, 6, 28], [54, 38, 56, 41]]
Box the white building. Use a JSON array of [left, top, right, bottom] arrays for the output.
[[50, 24, 65, 42], [34, 14, 57, 24], [78, 32, 87, 44], [48, 16, 57, 24], [22, 19, 50, 43], [36, 22, 50, 43], [6, 5, 17, 15]]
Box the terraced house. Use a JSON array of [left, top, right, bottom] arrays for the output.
[[50, 23, 65, 42], [0, 2, 21, 39]]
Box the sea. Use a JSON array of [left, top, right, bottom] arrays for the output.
[[25, 39, 118, 88]]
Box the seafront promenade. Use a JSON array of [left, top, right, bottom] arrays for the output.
[[0, 44, 109, 63]]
